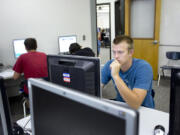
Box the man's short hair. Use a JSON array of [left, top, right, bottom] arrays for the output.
[[113, 35, 134, 51], [69, 43, 81, 54], [24, 38, 37, 50]]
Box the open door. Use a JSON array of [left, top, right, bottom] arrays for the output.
[[125, 0, 161, 80]]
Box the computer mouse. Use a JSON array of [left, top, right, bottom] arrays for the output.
[[154, 125, 165, 135]]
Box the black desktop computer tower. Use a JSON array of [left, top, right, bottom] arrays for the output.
[[169, 68, 180, 135]]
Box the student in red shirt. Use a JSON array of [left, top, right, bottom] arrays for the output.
[[13, 38, 48, 94]]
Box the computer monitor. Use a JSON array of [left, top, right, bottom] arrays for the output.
[[58, 35, 77, 53], [47, 55, 101, 97], [169, 68, 180, 135], [13, 39, 27, 58], [28, 78, 139, 135], [0, 77, 13, 135]]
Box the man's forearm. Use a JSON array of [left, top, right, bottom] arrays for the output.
[[113, 76, 142, 109], [13, 72, 21, 80]]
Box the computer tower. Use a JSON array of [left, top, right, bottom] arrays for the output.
[[169, 68, 180, 135]]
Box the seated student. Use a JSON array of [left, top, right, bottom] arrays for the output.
[[13, 38, 48, 95], [101, 35, 154, 109], [69, 43, 81, 54], [69, 43, 95, 57]]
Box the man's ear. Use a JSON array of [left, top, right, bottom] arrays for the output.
[[129, 49, 134, 56]]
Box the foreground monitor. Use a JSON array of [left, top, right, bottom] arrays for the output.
[[28, 78, 139, 135], [0, 77, 13, 135], [58, 35, 77, 53], [47, 55, 101, 97], [13, 39, 27, 58]]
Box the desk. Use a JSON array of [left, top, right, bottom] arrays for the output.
[[0, 68, 21, 97], [104, 100, 169, 135], [17, 101, 169, 135], [0, 69, 14, 79], [138, 107, 169, 135]]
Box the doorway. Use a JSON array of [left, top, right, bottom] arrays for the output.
[[96, 3, 111, 65]]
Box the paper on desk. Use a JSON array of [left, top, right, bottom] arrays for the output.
[[0, 69, 14, 79]]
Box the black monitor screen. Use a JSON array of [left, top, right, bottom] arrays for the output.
[[47, 55, 100, 97], [32, 85, 126, 135]]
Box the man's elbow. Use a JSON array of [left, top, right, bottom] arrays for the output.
[[128, 101, 142, 110], [131, 104, 140, 110]]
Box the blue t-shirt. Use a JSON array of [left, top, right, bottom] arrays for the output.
[[101, 58, 154, 108]]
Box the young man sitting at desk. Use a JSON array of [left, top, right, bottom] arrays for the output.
[[13, 38, 48, 95], [101, 35, 154, 109]]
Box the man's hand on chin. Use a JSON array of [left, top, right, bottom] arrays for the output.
[[110, 60, 121, 78]]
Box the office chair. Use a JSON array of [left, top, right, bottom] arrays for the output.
[[19, 80, 29, 117], [22, 94, 29, 118], [158, 51, 180, 86], [103, 37, 110, 48]]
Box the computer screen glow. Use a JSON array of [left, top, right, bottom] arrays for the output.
[[13, 39, 27, 58], [58, 36, 77, 53]]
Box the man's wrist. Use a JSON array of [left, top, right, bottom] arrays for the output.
[[112, 75, 120, 80]]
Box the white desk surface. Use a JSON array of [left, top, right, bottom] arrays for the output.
[[17, 101, 169, 135], [0, 69, 14, 79], [105, 100, 169, 135], [139, 107, 169, 135]]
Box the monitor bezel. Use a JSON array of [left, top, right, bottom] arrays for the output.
[[58, 35, 77, 53], [0, 77, 13, 135], [28, 78, 139, 135], [12, 39, 27, 59]]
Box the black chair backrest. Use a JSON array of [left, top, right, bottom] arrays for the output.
[[166, 51, 180, 60]]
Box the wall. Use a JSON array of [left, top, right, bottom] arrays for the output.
[[0, 0, 93, 66], [97, 11, 110, 29], [159, 0, 180, 76]]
